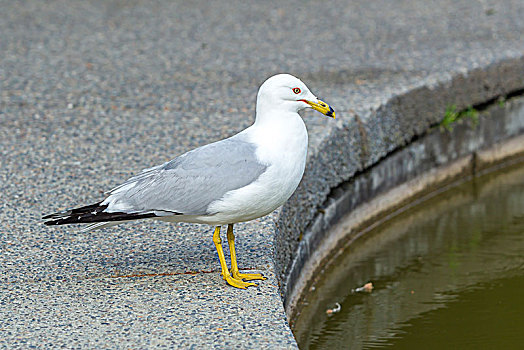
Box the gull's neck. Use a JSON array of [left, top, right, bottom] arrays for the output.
[[247, 105, 308, 156], [243, 97, 308, 157], [253, 108, 299, 127]]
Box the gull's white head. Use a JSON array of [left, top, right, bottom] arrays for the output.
[[256, 74, 335, 119]]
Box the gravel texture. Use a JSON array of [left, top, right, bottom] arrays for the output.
[[1, 0, 524, 348]]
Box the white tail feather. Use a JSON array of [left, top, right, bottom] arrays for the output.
[[80, 221, 122, 232]]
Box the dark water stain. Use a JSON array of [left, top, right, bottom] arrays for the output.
[[293, 161, 524, 349]]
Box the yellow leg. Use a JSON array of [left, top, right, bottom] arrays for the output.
[[227, 224, 266, 282], [212, 226, 255, 289]]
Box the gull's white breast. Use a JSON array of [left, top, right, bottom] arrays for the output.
[[201, 112, 308, 225]]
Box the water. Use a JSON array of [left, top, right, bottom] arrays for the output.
[[292, 161, 524, 349]]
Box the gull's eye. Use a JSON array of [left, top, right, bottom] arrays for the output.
[[292, 87, 301, 94]]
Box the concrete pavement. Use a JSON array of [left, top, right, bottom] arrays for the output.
[[1, 0, 524, 347]]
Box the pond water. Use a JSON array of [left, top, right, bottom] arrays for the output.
[[292, 161, 524, 349]]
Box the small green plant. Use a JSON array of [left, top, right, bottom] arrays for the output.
[[498, 97, 506, 108], [441, 105, 459, 131], [440, 105, 479, 131]]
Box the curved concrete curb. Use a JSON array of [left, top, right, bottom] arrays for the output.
[[278, 57, 524, 311], [283, 93, 524, 319]]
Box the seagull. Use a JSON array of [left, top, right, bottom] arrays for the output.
[[43, 74, 335, 289]]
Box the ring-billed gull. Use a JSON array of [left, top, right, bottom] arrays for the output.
[[43, 73, 335, 289]]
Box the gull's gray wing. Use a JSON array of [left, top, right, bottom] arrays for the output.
[[102, 137, 267, 216]]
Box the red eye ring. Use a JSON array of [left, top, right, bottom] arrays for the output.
[[292, 87, 301, 94]]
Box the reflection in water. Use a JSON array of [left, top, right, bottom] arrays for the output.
[[293, 162, 524, 349]]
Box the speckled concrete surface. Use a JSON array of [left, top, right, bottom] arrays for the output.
[[1, 0, 524, 348]]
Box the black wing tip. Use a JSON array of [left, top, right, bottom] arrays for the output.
[[43, 219, 60, 226], [42, 203, 160, 226], [41, 202, 106, 225]]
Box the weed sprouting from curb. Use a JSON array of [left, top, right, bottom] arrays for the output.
[[440, 105, 479, 131]]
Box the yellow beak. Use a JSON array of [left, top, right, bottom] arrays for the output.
[[304, 99, 336, 118]]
